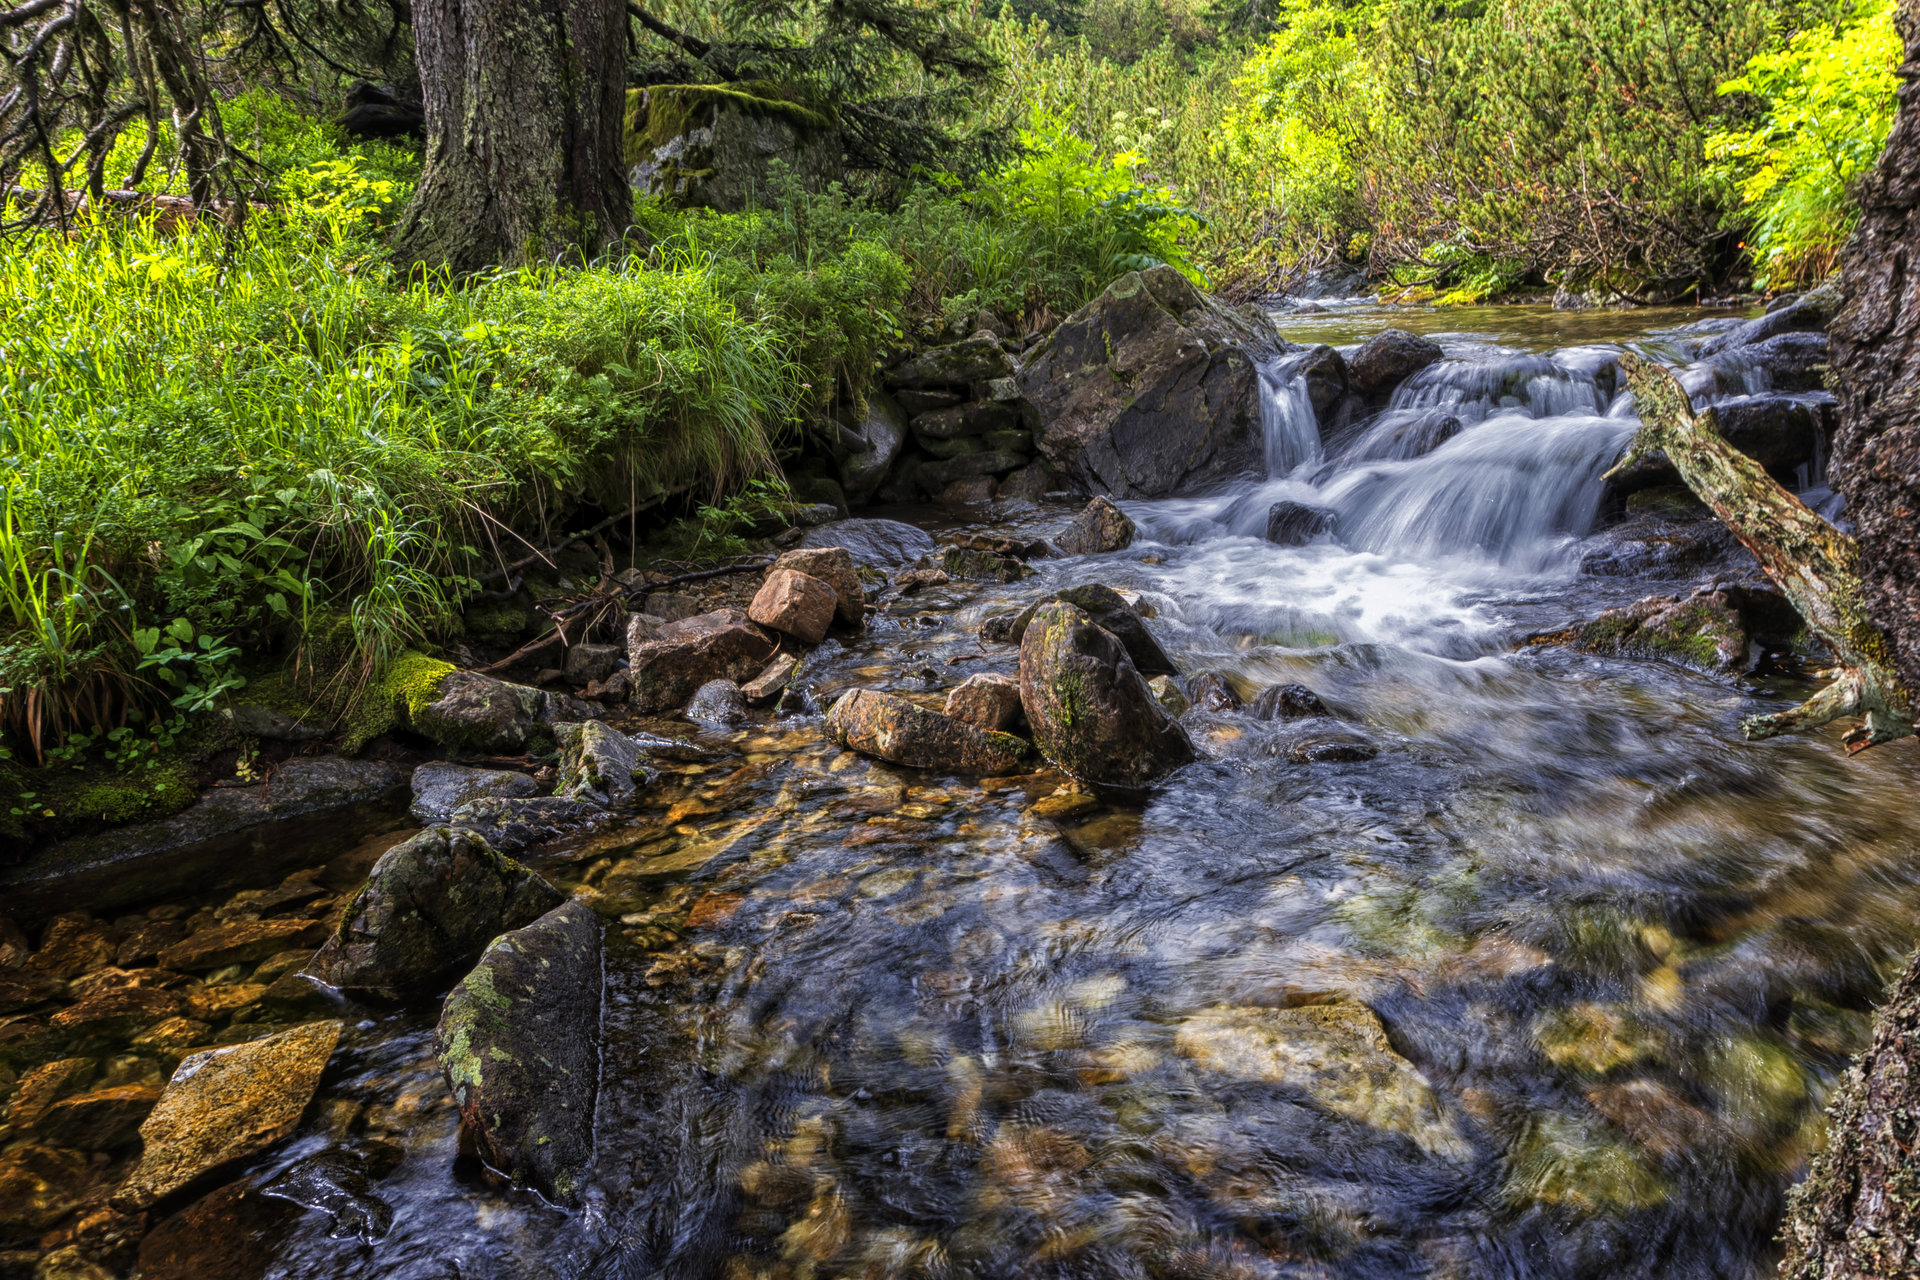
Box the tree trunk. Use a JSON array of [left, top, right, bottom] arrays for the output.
[[390, 0, 631, 275]]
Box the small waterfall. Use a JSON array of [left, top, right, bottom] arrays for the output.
[[1383, 353, 1610, 427], [1258, 354, 1324, 476]]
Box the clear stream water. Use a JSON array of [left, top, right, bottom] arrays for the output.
[[251, 305, 1920, 1280]]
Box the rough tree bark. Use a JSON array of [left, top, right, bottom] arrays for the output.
[[1606, 354, 1914, 750], [389, 0, 631, 274]]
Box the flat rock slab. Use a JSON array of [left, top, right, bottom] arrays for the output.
[[158, 918, 332, 972], [438, 899, 602, 1206], [827, 689, 1031, 776], [411, 763, 539, 824], [119, 1019, 344, 1208], [0, 758, 404, 924]]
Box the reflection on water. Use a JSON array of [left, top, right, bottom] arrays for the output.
[[257, 303, 1916, 1280]]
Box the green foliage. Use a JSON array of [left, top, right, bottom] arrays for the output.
[[1707, 0, 1901, 288]]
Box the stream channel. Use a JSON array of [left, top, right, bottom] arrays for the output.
[[217, 304, 1920, 1280]]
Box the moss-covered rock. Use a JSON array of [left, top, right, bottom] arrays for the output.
[[1017, 601, 1195, 789], [554, 721, 648, 804]]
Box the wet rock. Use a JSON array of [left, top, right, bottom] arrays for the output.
[[554, 720, 648, 804], [445, 796, 604, 855], [438, 900, 602, 1206], [1174, 1001, 1469, 1159], [628, 608, 780, 714], [910, 400, 1021, 442], [936, 475, 998, 506], [260, 1141, 403, 1244], [1747, 330, 1830, 393], [118, 1020, 344, 1208], [941, 545, 1032, 583], [5, 1057, 94, 1130], [135, 1178, 300, 1280], [407, 670, 589, 754], [1019, 265, 1282, 497], [894, 566, 950, 594], [1054, 496, 1137, 556], [1018, 602, 1196, 789], [32, 1081, 161, 1149], [1265, 500, 1337, 546], [304, 827, 566, 994], [1580, 505, 1745, 578], [409, 762, 539, 824], [50, 985, 186, 1046], [826, 689, 1031, 775], [912, 450, 1028, 494], [749, 569, 838, 644], [1285, 732, 1378, 763], [741, 654, 800, 703], [894, 388, 960, 415], [1503, 1111, 1668, 1212], [129, 1018, 212, 1062], [1561, 585, 1756, 674], [799, 518, 935, 570], [837, 392, 908, 505], [0, 967, 65, 1014], [999, 461, 1057, 502], [685, 679, 750, 727], [886, 334, 1014, 391], [110, 919, 184, 968], [1186, 672, 1241, 712], [1, 757, 403, 924], [158, 918, 330, 973], [1698, 283, 1838, 356], [0, 1144, 89, 1234], [983, 585, 1176, 679], [773, 546, 864, 627], [944, 674, 1025, 733], [1713, 394, 1833, 480], [562, 643, 622, 687], [1348, 328, 1443, 402], [29, 914, 118, 979], [1250, 683, 1332, 720], [1294, 342, 1357, 426], [1148, 674, 1190, 716]]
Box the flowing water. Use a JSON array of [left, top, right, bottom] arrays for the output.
[[240, 306, 1920, 1280]]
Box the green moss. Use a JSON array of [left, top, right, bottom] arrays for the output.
[[463, 600, 532, 643], [624, 81, 836, 169], [340, 651, 456, 754]]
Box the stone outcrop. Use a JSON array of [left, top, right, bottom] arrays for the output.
[[1017, 602, 1196, 788], [826, 689, 1030, 775], [304, 827, 566, 994], [1018, 265, 1283, 497], [627, 608, 779, 714], [438, 899, 602, 1206]]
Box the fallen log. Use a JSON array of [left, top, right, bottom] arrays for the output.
[[1605, 353, 1914, 751]]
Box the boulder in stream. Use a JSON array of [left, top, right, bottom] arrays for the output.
[[1265, 500, 1337, 546], [1250, 683, 1332, 720], [554, 720, 648, 804], [827, 689, 1031, 775], [799, 518, 935, 570], [1348, 328, 1443, 402], [304, 827, 566, 994], [410, 763, 538, 823], [749, 568, 838, 644], [628, 608, 780, 714], [944, 673, 1025, 733], [1018, 601, 1196, 788], [1054, 496, 1137, 555], [981, 585, 1176, 679], [438, 899, 602, 1206], [773, 546, 865, 627]]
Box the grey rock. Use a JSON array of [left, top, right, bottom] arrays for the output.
[[799, 518, 935, 569], [562, 643, 622, 687], [910, 401, 1021, 442], [627, 608, 779, 714], [407, 671, 596, 754], [1348, 329, 1443, 402], [410, 763, 539, 823], [446, 796, 605, 854], [685, 679, 750, 727], [554, 721, 648, 804], [839, 393, 908, 506], [1019, 602, 1197, 789], [1055, 496, 1137, 556], [1266, 501, 1338, 546], [1250, 683, 1332, 720], [222, 703, 325, 742], [886, 335, 1015, 391]]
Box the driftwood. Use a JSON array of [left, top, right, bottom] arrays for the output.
[[1605, 354, 1914, 751]]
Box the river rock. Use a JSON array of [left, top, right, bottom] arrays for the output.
[[749, 569, 838, 644], [1018, 265, 1282, 497], [911, 400, 1020, 442], [944, 673, 1025, 732], [999, 462, 1057, 502], [1018, 602, 1196, 788], [407, 670, 589, 754], [684, 679, 750, 727], [1149, 674, 1191, 716], [1294, 342, 1357, 427], [741, 653, 800, 703], [4, 1057, 94, 1128], [1285, 732, 1379, 763], [157, 918, 331, 971], [1174, 1001, 1469, 1160], [260, 1141, 403, 1244], [304, 827, 566, 994], [410, 762, 539, 824], [1563, 586, 1753, 674], [135, 1177, 301, 1280], [941, 545, 1033, 582], [118, 1019, 344, 1208], [1698, 282, 1839, 357], [50, 984, 186, 1046], [1747, 330, 1830, 393], [837, 391, 908, 505], [0, 1143, 89, 1234], [1250, 683, 1331, 720], [826, 689, 1030, 775], [32, 1081, 161, 1149], [1713, 394, 1833, 480], [1348, 329, 1443, 402], [886, 334, 1014, 391], [800, 518, 935, 569], [1054, 496, 1137, 556], [445, 796, 604, 855], [773, 546, 864, 626], [562, 643, 622, 687], [28, 913, 116, 978], [438, 899, 602, 1206], [1186, 672, 1241, 712], [981, 585, 1176, 678], [628, 608, 780, 714], [1266, 500, 1338, 546], [554, 720, 648, 804], [1580, 501, 1748, 578]]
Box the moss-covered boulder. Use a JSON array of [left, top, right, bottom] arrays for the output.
[[304, 827, 566, 995], [437, 899, 602, 1206], [553, 721, 648, 804], [989, 586, 1176, 678], [348, 654, 591, 754], [885, 334, 1014, 392], [1560, 585, 1775, 674], [1017, 602, 1196, 788], [826, 689, 1030, 775]]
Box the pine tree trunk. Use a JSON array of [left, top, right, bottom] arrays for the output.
[[390, 0, 631, 275]]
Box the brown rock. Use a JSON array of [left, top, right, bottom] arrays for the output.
[[826, 689, 1030, 776], [1018, 602, 1196, 789], [937, 476, 999, 506], [748, 569, 838, 645], [3, 1057, 96, 1129], [186, 984, 268, 1022], [135, 1178, 298, 1280], [944, 673, 1024, 732], [628, 608, 779, 714], [119, 1020, 343, 1208], [0, 1143, 90, 1234], [157, 919, 331, 973], [0, 966, 65, 1014], [128, 1018, 213, 1061], [1054, 496, 1137, 556], [30, 914, 117, 979], [113, 920, 188, 968], [772, 547, 864, 627], [741, 653, 800, 703], [50, 986, 186, 1044], [33, 1082, 162, 1150]]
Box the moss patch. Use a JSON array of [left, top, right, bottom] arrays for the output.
[[340, 652, 456, 754]]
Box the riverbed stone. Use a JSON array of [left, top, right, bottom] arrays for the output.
[[304, 827, 566, 995], [826, 689, 1031, 775], [685, 679, 750, 727], [1148, 674, 1190, 716], [1565, 586, 1754, 674], [0, 966, 66, 1014], [1054, 496, 1136, 556], [1174, 1001, 1470, 1160], [29, 914, 117, 979], [773, 546, 864, 627], [562, 642, 622, 687], [438, 899, 602, 1206], [445, 796, 605, 855], [410, 763, 539, 823], [1348, 328, 1444, 402], [0, 1144, 89, 1234], [118, 1020, 343, 1208], [1250, 682, 1332, 720], [941, 545, 1033, 583], [5, 1057, 94, 1128], [1266, 500, 1337, 546], [910, 400, 1021, 442], [49, 985, 186, 1046], [999, 462, 1057, 502], [749, 569, 838, 644], [628, 608, 780, 713], [944, 674, 1025, 733], [1018, 602, 1196, 789], [983, 585, 1176, 679], [32, 1081, 162, 1149], [1747, 330, 1830, 393], [158, 918, 331, 972], [554, 720, 648, 804], [1019, 265, 1282, 497], [1285, 732, 1378, 763], [742, 653, 800, 703]]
